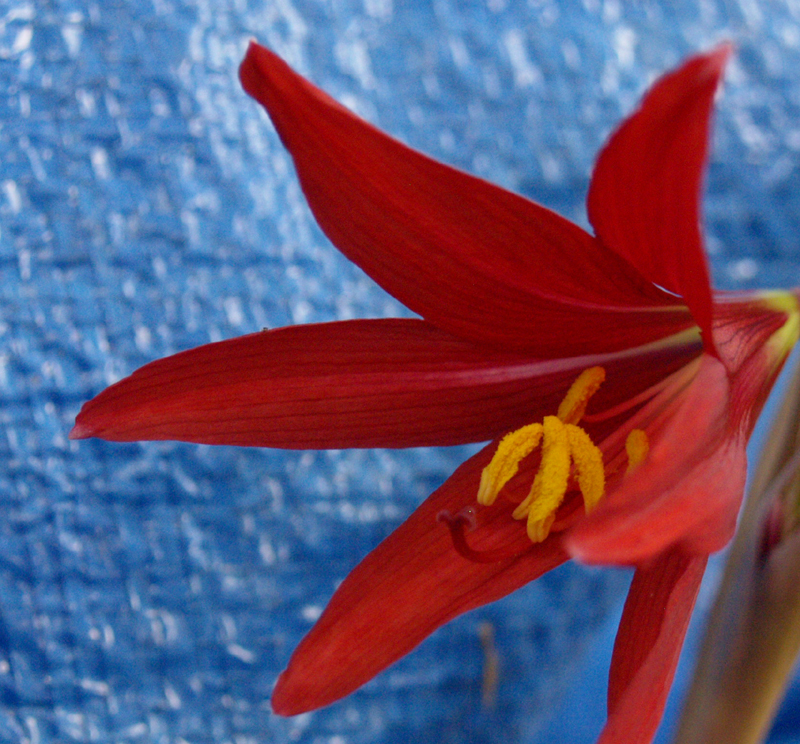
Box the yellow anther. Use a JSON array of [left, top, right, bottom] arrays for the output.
[[512, 416, 571, 541], [625, 429, 650, 474], [565, 425, 605, 512], [478, 423, 543, 506], [557, 366, 606, 425], [476, 366, 608, 544], [527, 499, 557, 543]]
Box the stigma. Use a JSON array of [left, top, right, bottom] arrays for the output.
[[477, 367, 647, 544]]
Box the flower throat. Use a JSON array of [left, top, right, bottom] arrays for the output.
[[439, 367, 649, 562]]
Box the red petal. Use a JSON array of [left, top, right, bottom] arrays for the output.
[[240, 42, 693, 356], [71, 318, 701, 449], [568, 354, 746, 564], [588, 45, 732, 356], [598, 550, 707, 744], [713, 291, 800, 434], [271, 445, 568, 715]]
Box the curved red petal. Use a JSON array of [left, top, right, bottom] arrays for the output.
[[568, 355, 745, 564], [599, 550, 707, 744], [588, 45, 732, 356], [271, 445, 568, 715], [71, 319, 702, 449], [240, 42, 693, 355], [713, 291, 800, 434]]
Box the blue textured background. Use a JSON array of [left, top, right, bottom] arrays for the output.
[[2, 1, 800, 742]]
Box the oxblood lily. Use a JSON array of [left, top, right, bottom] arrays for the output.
[[71, 42, 800, 743]]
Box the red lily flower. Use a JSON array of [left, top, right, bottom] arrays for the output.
[[71, 42, 800, 743]]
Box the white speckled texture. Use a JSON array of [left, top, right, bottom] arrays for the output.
[[1, 1, 800, 742]]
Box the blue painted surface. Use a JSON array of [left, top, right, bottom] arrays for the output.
[[1, 1, 800, 742]]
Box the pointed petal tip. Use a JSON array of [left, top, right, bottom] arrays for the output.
[[561, 531, 652, 567], [270, 664, 344, 716], [708, 40, 734, 67], [562, 535, 592, 564], [239, 40, 295, 99], [270, 675, 303, 717], [239, 40, 280, 100], [562, 529, 627, 566], [238, 39, 695, 354], [68, 420, 92, 441], [242, 38, 267, 62], [587, 41, 735, 361], [239, 40, 262, 85], [698, 42, 733, 89]]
